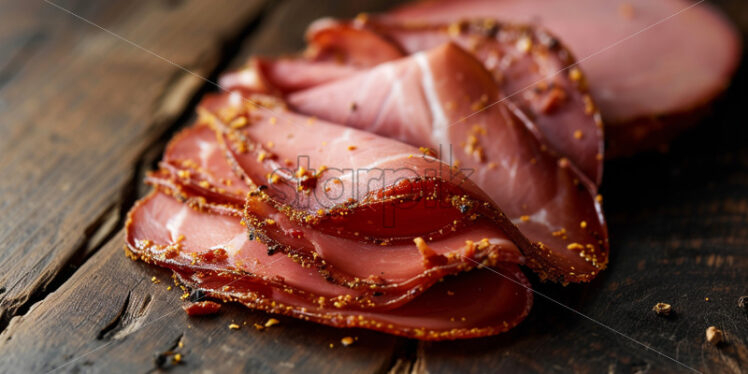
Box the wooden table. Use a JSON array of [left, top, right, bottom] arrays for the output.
[[0, 0, 745, 372]]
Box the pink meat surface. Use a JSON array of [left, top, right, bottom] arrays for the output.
[[125, 92, 535, 339], [304, 17, 604, 183], [391, 0, 741, 154], [288, 43, 608, 282]]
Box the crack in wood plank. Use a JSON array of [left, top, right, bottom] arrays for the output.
[[97, 291, 132, 340], [0, 202, 120, 333], [384, 340, 429, 374], [97, 289, 154, 341]]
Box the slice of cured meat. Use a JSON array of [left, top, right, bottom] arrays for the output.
[[223, 16, 604, 183], [191, 92, 532, 290], [288, 43, 608, 283], [175, 262, 532, 340], [305, 16, 604, 184], [390, 0, 742, 156], [143, 111, 526, 292], [220, 58, 360, 96], [126, 184, 532, 339]]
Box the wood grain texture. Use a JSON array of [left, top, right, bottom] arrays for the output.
[[0, 0, 267, 329], [0, 0, 745, 373]]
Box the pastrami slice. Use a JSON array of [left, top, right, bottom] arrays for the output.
[[304, 16, 604, 184], [288, 42, 608, 283], [391, 0, 742, 155]]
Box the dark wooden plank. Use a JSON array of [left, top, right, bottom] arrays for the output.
[[416, 1, 748, 373], [0, 0, 267, 328]]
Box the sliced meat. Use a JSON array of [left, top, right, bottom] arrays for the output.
[[304, 18, 404, 67], [156, 124, 249, 207], [176, 263, 532, 340], [391, 0, 742, 156], [143, 117, 525, 294], [305, 17, 604, 184], [198, 92, 498, 224], [127, 191, 532, 340], [288, 43, 608, 283], [224, 16, 604, 182], [127, 192, 364, 304], [191, 92, 529, 291], [220, 58, 359, 96]]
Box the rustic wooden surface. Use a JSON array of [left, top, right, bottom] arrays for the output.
[[0, 0, 746, 373]]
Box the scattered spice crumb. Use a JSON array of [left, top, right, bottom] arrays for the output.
[[329, 343, 334, 348], [341, 336, 354, 347], [516, 36, 532, 53], [229, 116, 247, 129], [167, 286, 172, 291], [151, 276, 160, 284], [265, 318, 280, 328], [580, 221, 587, 229], [568, 68, 582, 82], [573, 130, 583, 140], [652, 302, 672, 316], [705, 297, 711, 302], [520, 215, 530, 222], [738, 296, 747, 310], [706, 326, 723, 345], [347, 145, 357, 151], [254, 323, 265, 331], [228, 323, 241, 330], [155, 348, 184, 368]]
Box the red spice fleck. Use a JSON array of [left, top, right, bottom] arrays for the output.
[[289, 229, 304, 239], [196, 248, 229, 264], [183, 301, 222, 316], [539, 87, 567, 113]]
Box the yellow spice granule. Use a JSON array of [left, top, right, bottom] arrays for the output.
[[341, 337, 354, 347], [264, 318, 280, 328]]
